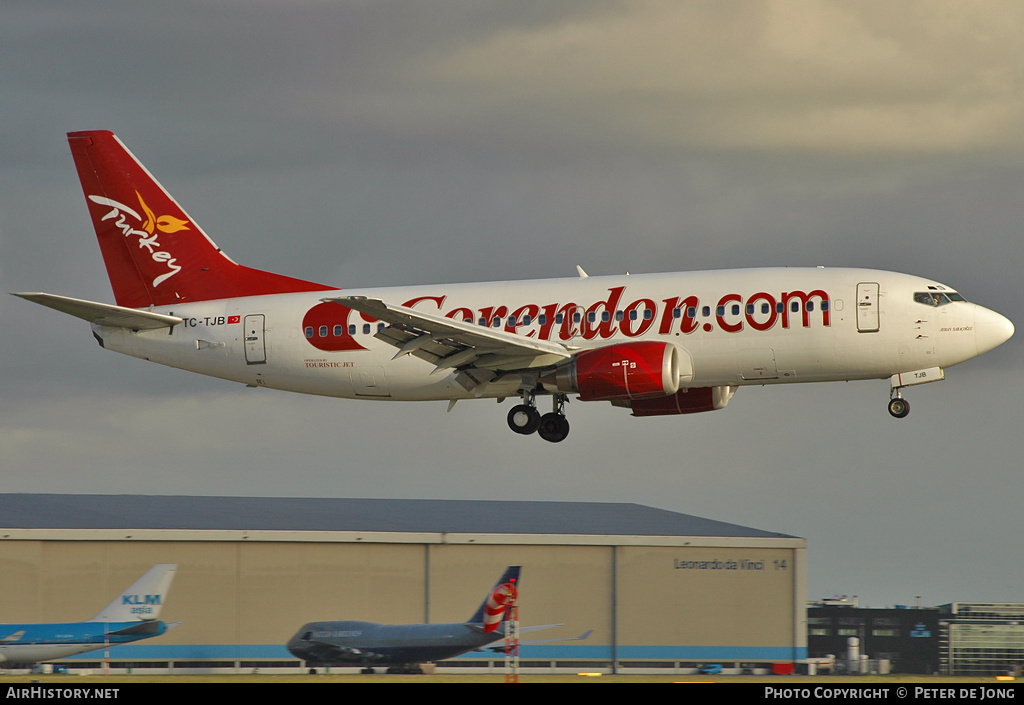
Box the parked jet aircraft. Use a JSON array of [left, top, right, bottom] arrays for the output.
[[15, 131, 1014, 442], [0, 564, 177, 666], [287, 565, 565, 673]]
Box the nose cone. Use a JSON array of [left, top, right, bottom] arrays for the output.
[[286, 634, 308, 659], [286, 627, 308, 649], [975, 305, 1014, 355]]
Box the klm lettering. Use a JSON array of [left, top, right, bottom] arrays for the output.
[[122, 594, 162, 606]]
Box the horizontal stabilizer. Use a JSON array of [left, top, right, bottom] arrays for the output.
[[12, 293, 182, 330]]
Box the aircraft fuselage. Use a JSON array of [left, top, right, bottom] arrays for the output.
[[286, 620, 504, 666], [0, 621, 168, 665], [92, 267, 1010, 403]]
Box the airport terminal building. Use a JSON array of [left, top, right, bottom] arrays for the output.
[[0, 494, 806, 674]]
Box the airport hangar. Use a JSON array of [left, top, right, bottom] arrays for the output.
[[0, 494, 806, 673]]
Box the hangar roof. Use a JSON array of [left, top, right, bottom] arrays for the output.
[[0, 494, 794, 539]]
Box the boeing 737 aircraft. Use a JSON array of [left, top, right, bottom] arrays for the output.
[[15, 131, 1014, 442], [287, 566, 570, 673], [0, 564, 177, 666]]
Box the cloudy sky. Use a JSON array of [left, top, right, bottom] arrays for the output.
[[2, 1, 1022, 609]]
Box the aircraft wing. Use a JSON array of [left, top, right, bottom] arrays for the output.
[[301, 639, 384, 665], [480, 628, 593, 651], [326, 296, 572, 380], [12, 293, 182, 330], [107, 620, 165, 637]]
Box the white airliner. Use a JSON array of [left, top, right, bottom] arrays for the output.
[[15, 131, 1014, 442]]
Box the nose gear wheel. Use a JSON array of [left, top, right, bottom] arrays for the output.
[[888, 396, 910, 418], [888, 388, 910, 418]]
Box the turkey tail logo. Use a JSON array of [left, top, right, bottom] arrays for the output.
[[137, 191, 190, 236], [69, 130, 334, 308], [87, 192, 187, 289]]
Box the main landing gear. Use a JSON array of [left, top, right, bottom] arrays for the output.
[[888, 389, 910, 418], [385, 664, 424, 675], [507, 391, 570, 443]]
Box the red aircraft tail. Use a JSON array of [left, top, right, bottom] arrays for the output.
[[67, 131, 334, 308]]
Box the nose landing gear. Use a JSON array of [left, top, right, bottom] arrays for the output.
[[887, 367, 944, 418], [507, 391, 570, 442], [888, 389, 910, 418]]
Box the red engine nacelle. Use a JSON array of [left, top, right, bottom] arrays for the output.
[[628, 385, 737, 416], [553, 341, 682, 401]]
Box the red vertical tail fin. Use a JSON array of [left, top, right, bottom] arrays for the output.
[[67, 131, 334, 308]]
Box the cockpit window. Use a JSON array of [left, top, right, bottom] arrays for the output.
[[914, 291, 965, 306]]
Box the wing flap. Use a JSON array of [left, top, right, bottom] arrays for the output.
[[13, 293, 182, 330], [325, 296, 572, 371]]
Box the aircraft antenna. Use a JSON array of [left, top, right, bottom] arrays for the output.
[[504, 603, 520, 683]]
